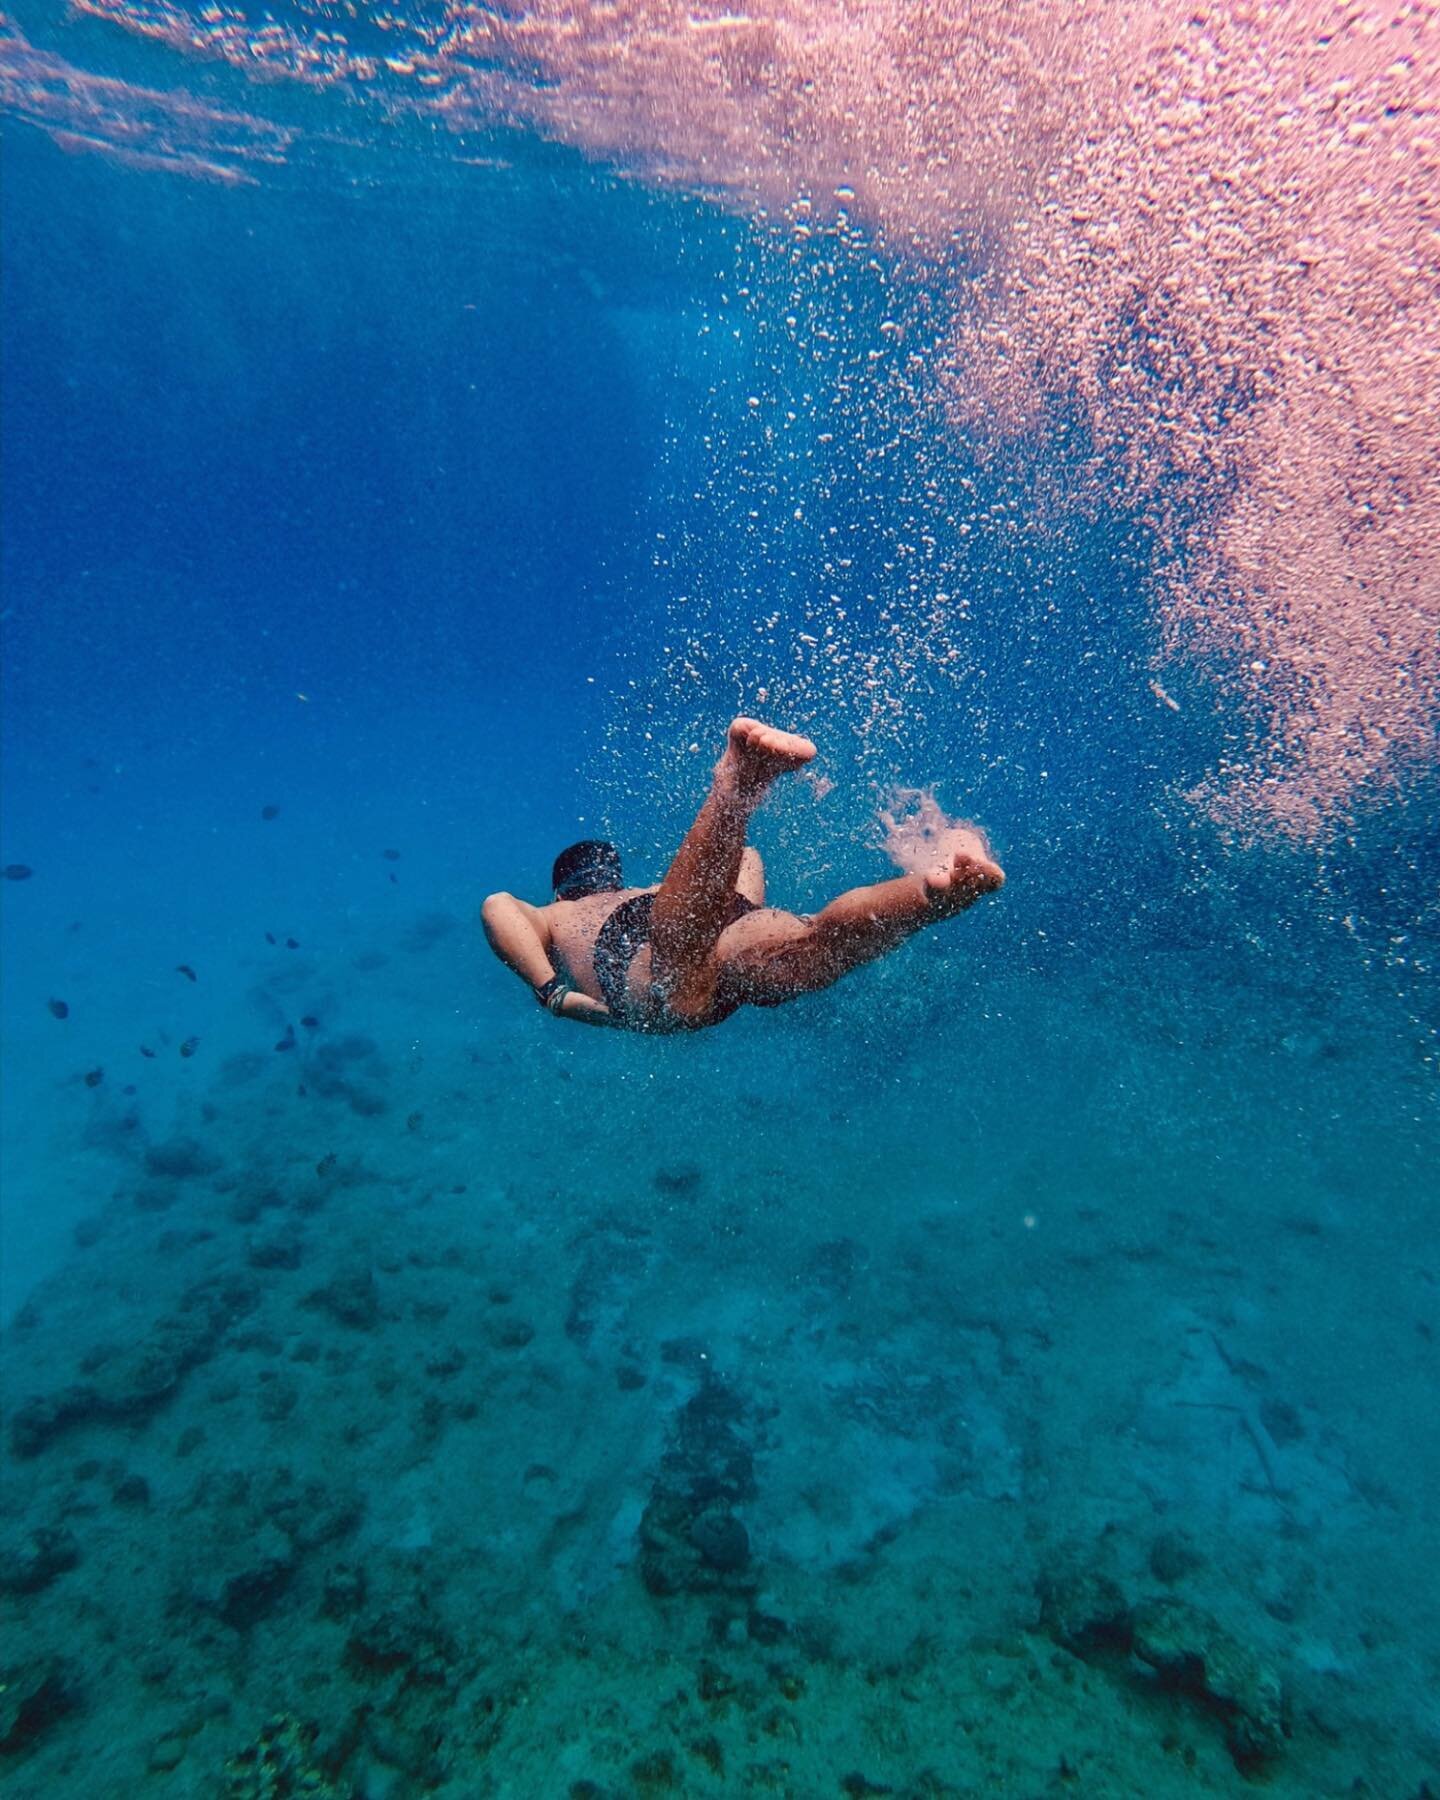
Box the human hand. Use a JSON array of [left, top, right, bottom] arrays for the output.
[[558, 990, 616, 1026], [923, 846, 1006, 914]]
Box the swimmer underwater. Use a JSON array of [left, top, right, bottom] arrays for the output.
[[481, 717, 1005, 1034]]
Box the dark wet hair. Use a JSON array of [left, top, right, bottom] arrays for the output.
[[552, 839, 623, 900]]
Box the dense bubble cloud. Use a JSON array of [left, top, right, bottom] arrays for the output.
[[940, 3, 1440, 837], [8, 0, 1438, 834]]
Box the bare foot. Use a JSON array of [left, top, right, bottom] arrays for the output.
[[923, 846, 1005, 916], [723, 716, 817, 800]]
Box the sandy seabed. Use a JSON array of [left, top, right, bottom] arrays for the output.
[[2, 901, 1437, 1799]]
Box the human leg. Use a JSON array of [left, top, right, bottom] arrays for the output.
[[737, 846, 766, 906], [718, 844, 1003, 1007], [650, 718, 814, 1015]]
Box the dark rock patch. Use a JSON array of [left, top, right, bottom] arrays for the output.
[[1036, 1557, 1286, 1773], [321, 1564, 367, 1619], [248, 1229, 304, 1271], [144, 1137, 223, 1181], [401, 912, 457, 955], [0, 1657, 78, 1753], [653, 1165, 703, 1198], [639, 1373, 759, 1599], [486, 1316, 535, 1351], [1259, 1396, 1306, 1447], [305, 1037, 390, 1117], [346, 1607, 457, 1686], [1131, 1596, 1286, 1769], [1037, 1563, 1132, 1653], [194, 1528, 297, 1630], [0, 1527, 80, 1596], [227, 1182, 287, 1226], [631, 1747, 680, 1791], [804, 1236, 870, 1293], [219, 1553, 295, 1629], [9, 1273, 257, 1457], [688, 1508, 750, 1573], [1149, 1530, 1206, 1586], [305, 1265, 381, 1331], [266, 1476, 363, 1562]]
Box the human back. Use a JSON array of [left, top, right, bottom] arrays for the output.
[[545, 886, 656, 1006]]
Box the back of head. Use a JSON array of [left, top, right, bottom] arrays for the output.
[[552, 839, 623, 900]]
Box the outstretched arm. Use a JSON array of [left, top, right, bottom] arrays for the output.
[[480, 893, 613, 1026]]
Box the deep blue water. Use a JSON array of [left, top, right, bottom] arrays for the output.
[[3, 32, 1438, 1800]]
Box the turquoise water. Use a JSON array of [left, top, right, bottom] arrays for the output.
[[3, 5, 1439, 1795]]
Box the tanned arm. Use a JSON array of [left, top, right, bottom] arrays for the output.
[[480, 893, 613, 1026]]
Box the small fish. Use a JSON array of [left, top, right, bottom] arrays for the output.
[[285, 938, 300, 950], [176, 964, 198, 983], [382, 849, 401, 862], [48, 998, 70, 1020], [389, 873, 398, 885], [261, 804, 280, 821], [274, 1025, 297, 1053], [83, 1067, 104, 1088], [179, 1036, 199, 1058], [265, 932, 277, 946], [316, 1152, 338, 1177], [121, 1084, 137, 1096], [300, 1015, 320, 1031], [2, 863, 34, 881], [139, 1045, 157, 1058]]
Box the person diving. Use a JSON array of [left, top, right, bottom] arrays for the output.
[[482, 717, 1004, 1033]]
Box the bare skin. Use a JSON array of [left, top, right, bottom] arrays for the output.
[[481, 716, 1004, 1032]]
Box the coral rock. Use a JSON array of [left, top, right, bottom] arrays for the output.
[[1131, 1597, 1286, 1768], [144, 1136, 223, 1181], [0, 1526, 80, 1596], [0, 1657, 77, 1752]]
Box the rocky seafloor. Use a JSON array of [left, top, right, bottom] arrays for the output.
[[3, 925, 1439, 1799]]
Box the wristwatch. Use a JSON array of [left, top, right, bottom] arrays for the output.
[[534, 975, 572, 1015]]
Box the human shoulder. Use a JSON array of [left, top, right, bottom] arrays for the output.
[[502, 893, 557, 937]]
